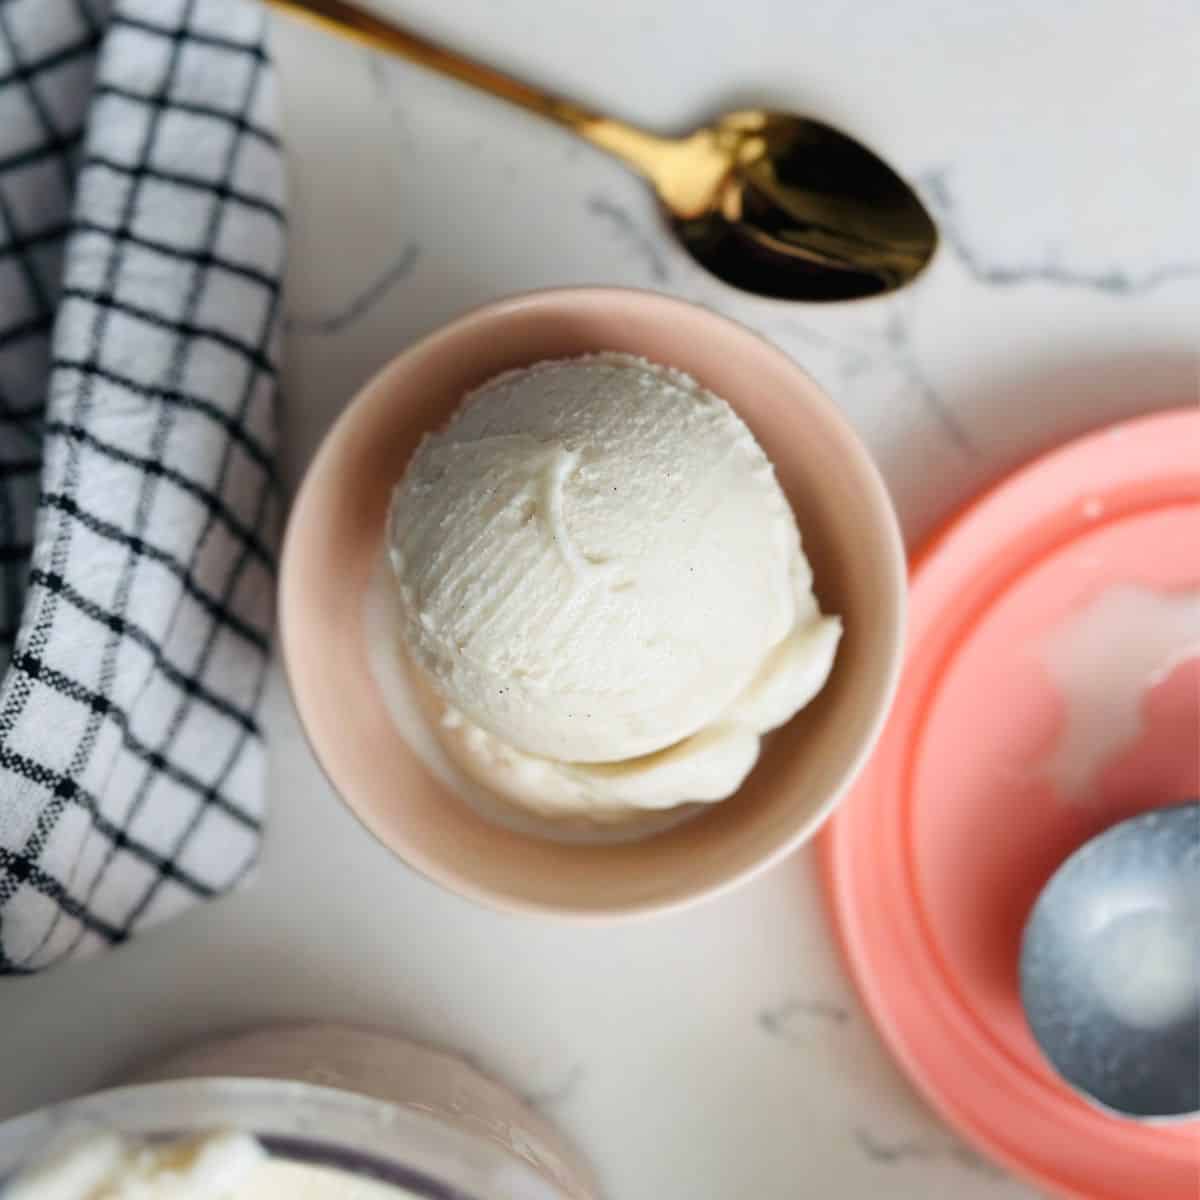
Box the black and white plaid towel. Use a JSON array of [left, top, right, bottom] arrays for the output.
[[0, 0, 284, 973]]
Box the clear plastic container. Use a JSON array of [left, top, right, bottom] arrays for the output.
[[0, 1027, 597, 1200]]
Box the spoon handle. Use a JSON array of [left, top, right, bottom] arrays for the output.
[[261, 0, 721, 211], [266, 0, 591, 126]]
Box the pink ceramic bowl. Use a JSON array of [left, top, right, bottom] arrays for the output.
[[280, 288, 905, 918]]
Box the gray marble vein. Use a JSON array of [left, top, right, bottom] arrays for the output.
[[361, 46, 416, 145], [365, 46, 389, 95], [882, 309, 977, 455], [765, 311, 978, 457], [922, 169, 1200, 296], [518, 1063, 586, 1112], [758, 996, 850, 1043], [287, 243, 421, 335], [586, 193, 670, 282], [772, 317, 875, 378], [853, 1128, 1006, 1178]]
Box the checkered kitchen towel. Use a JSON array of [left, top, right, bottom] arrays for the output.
[[0, 0, 284, 973]]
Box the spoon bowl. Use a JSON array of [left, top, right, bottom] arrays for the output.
[[671, 112, 938, 299], [1019, 802, 1200, 1121]]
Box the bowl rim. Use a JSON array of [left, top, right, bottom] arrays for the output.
[[0, 1078, 566, 1198], [279, 285, 907, 919]]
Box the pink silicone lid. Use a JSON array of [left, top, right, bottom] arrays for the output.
[[822, 409, 1200, 1199]]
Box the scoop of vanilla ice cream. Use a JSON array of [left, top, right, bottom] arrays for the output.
[[388, 353, 841, 816], [9, 1132, 417, 1200], [6, 1131, 264, 1200]]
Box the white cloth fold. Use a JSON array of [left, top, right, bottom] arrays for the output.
[[0, 0, 284, 972]]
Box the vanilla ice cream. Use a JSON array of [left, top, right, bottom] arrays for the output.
[[387, 353, 841, 820], [8, 1132, 415, 1199]]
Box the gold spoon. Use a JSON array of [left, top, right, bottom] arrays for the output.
[[265, 0, 938, 301]]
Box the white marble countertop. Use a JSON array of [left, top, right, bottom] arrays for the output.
[[1, 2, 1196, 1196]]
